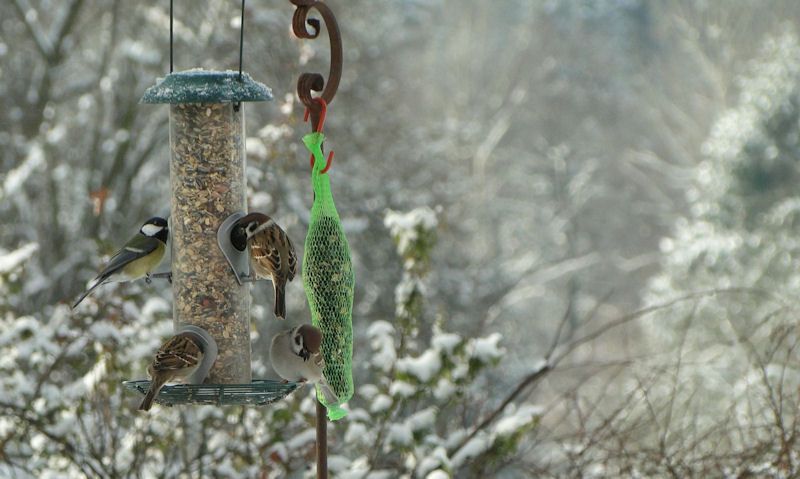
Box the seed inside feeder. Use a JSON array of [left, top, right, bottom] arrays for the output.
[[170, 102, 251, 384]]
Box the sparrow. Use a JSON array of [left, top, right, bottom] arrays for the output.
[[270, 324, 338, 404], [72, 217, 169, 308], [231, 212, 297, 319], [139, 332, 204, 411]]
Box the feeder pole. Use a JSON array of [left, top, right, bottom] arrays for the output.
[[317, 400, 327, 479], [286, 3, 344, 477]]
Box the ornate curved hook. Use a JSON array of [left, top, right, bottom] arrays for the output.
[[288, 0, 343, 130]]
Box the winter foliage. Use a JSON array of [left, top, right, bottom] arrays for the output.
[[6, 0, 800, 477]]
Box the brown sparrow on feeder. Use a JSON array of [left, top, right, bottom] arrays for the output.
[[139, 333, 204, 411], [231, 212, 297, 319]]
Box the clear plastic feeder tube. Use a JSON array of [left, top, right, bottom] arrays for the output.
[[142, 70, 272, 383]]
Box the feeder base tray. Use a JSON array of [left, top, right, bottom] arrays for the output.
[[123, 379, 299, 406]]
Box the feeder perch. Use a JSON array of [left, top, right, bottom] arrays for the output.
[[177, 324, 219, 384], [141, 69, 272, 384], [217, 211, 254, 285], [123, 379, 300, 407]]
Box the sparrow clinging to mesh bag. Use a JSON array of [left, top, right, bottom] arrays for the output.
[[231, 212, 297, 319], [270, 324, 338, 404]]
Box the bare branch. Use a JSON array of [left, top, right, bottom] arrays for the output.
[[11, 0, 54, 59]]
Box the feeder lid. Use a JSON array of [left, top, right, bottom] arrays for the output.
[[141, 69, 272, 104]]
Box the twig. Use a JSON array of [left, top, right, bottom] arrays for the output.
[[451, 361, 551, 453], [450, 287, 788, 457], [11, 0, 54, 59]]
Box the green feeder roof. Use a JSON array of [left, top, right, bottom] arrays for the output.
[[141, 69, 272, 104]]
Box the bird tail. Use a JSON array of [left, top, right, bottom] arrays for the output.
[[318, 379, 339, 405], [317, 379, 347, 420], [273, 281, 286, 319], [72, 278, 104, 309], [138, 378, 165, 411]]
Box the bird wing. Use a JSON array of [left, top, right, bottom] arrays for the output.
[[250, 228, 282, 275], [312, 351, 325, 370], [98, 234, 161, 281], [152, 335, 203, 373]]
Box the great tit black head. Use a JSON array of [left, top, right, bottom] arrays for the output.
[[140, 217, 169, 244]]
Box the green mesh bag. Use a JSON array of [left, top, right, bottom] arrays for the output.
[[302, 132, 354, 421]]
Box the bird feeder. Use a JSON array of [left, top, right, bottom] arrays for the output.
[[143, 69, 267, 384], [124, 1, 300, 406], [124, 0, 347, 475]]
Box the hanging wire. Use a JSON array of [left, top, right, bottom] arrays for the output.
[[169, 0, 174, 73], [238, 0, 246, 81], [168, 0, 247, 79]]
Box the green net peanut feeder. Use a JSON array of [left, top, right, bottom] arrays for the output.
[[302, 132, 354, 421]]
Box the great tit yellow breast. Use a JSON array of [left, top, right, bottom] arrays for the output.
[[120, 241, 166, 279]]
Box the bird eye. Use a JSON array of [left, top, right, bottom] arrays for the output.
[[294, 336, 301, 345]]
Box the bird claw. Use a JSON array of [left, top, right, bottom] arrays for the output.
[[149, 272, 173, 283], [145, 273, 152, 285]]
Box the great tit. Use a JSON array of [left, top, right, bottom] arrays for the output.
[[72, 217, 169, 308], [231, 213, 297, 319]]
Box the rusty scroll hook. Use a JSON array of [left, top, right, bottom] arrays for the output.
[[288, 0, 343, 131]]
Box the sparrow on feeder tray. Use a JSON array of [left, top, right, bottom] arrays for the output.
[[139, 332, 205, 411], [270, 324, 338, 404], [72, 217, 169, 308], [230, 212, 297, 319]]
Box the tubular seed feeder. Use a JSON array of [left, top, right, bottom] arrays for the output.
[[123, 1, 298, 405]]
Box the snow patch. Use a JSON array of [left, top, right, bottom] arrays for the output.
[[387, 422, 413, 446], [416, 446, 450, 478], [0, 244, 39, 274], [433, 378, 456, 401], [397, 349, 441, 383], [406, 407, 436, 432], [432, 331, 461, 354], [0, 143, 44, 197], [384, 207, 438, 255], [468, 333, 504, 363], [286, 427, 316, 450], [370, 394, 393, 413], [451, 433, 491, 467], [345, 422, 369, 444], [368, 320, 396, 372], [494, 403, 542, 436], [389, 380, 416, 398]]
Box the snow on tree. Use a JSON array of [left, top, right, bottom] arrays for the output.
[[633, 30, 800, 475]]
